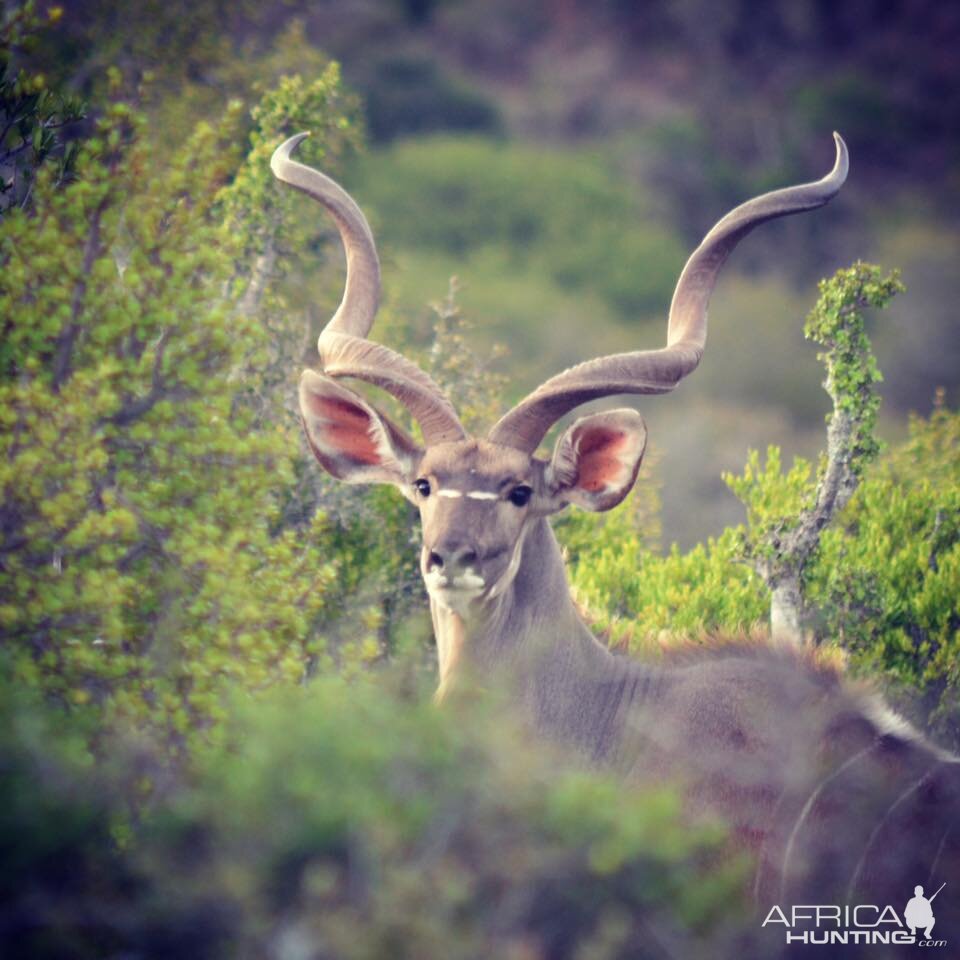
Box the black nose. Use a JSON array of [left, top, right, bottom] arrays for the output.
[[426, 545, 478, 572]]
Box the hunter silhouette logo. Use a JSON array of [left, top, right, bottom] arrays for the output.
[[905, 883, 945, 940], [761, 882, 948, 947]]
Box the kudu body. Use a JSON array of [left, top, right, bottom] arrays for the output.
[[271, 134, 959, 935]]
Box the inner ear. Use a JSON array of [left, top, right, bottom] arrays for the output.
[[299, 370, 422, 487], [547, 409, 647, 512]]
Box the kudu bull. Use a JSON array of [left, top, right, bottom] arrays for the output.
[[271, 133, 958, 944]]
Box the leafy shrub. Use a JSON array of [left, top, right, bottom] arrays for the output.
[[0, 673, 747, 960], [808, 401, 960, 745], [562, 510, 768, 651], [1, 1, 85, 214], [0, 69, 382, 753]]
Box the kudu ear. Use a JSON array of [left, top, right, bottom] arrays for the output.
[[545, 409, 647, 512], [299, 370, 422, 489]]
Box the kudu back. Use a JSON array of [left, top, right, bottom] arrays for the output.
[[271, 134, 959, 942]]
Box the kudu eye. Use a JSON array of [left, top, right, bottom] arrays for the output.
[[414, 478, 431, 498], [508, 485, 533, 507]]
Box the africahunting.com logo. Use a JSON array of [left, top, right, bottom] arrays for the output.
[[762, 883, 947, 947]]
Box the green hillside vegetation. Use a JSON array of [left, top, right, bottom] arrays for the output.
[[351, 137, 687, 322], [344, 137, 691, 398]]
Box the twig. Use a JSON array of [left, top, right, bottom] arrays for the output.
[[52, 199, 107, 390]]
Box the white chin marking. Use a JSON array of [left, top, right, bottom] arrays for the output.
[[456, 570, 485, 590], [425, 568, 486, 615], [429, 587, 483, 615]]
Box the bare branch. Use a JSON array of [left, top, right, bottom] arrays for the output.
[[732, 263, 903, 643], [237, 234, 276, 317], [52, 201, 106, 391], [106, 328, 192, 426]]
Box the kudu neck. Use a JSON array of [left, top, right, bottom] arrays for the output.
[[433, 518, 581, 647], [431, 518, 626, 726]]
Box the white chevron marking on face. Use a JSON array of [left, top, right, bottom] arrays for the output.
[[436, 488, 499, 500]]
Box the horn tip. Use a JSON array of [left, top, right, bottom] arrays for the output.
[[270, 131, 312, 179], [829, 131, 849, 186]]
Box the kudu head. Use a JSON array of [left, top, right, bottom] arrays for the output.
[[272, 133, 847, 619]]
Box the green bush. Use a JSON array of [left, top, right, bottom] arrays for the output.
[[0, 673, 747, 960], [808, 402, 960, 745], [0, 69, 388, 754], [0, 2, 85, 214], [562, 508, 768, 650]]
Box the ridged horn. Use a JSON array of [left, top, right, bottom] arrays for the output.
[[488, 133, 849, 453], [271, 134, 466, 445]]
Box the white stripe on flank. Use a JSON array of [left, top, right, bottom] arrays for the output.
[[845, 761, 944, 901], [779, 742, 878, 902]]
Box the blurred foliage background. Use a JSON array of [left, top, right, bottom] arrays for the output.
[[1, 0, 958, 955], [11, 0, 960, 546]]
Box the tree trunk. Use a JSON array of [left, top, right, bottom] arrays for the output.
[[770, 577, 805, 645]]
